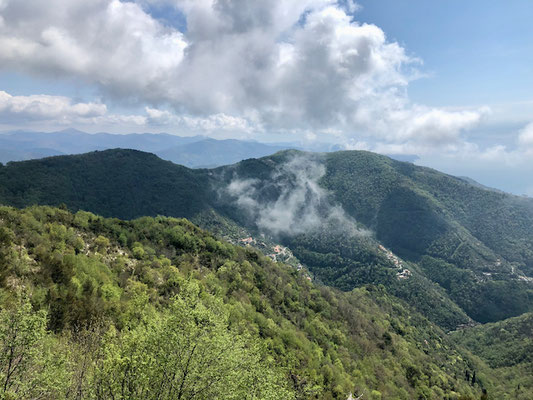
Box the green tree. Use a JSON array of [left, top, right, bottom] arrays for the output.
[[0, 294, 69, 399], [93, 282, 293, 400]]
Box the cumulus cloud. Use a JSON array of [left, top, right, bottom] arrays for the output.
[[0, 88, 259, 134], [0, 0, 485, 147], [0, 0, 187, 102], [146, 107, 255, 134], [224, 154, 363, 237], [0, 90, 149, 127], [0, 90, 106, 122]]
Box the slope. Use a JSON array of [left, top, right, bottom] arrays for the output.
[[212, 150, 533, 324], [451, 313, 533, 400], [1, 149, 532, 326], [0, 205, 507, 399], [0, 149, 210, 219]]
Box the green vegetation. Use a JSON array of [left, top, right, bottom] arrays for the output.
[[286, 229, 471, 330], [320, 151, 533, 323], [451, 313, 533, 400], [0, 149, 209, 220], [0, 205, 509, 399], [1, 148, 532, 327], [452, 312, 533, 368]]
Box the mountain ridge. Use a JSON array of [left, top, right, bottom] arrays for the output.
[[0, 129, 291, 167], [0, 148, 532, 329]]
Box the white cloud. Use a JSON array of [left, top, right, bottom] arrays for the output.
[[518, 122, 533, 148], [0, 0, 485, 146], [225, 154, 364, 236], [0, 90, 106, 121], [0, 89, 259, 135], [0, 90, 150, 128], [0, 0, 187, 102], [145, 106, 255, 134]]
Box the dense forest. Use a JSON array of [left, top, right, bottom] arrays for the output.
[[451, 312, 533, 398], [1, 149, 533, 398], [213, 150, 533, 325], [0, 205, 518, 399], [1, 149, 533, 326], [1, 149, 533, 327]]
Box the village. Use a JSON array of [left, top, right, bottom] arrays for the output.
[[238, 236, 312, 281], [237, 235, 412, 283], [378, 244, 412, 280]]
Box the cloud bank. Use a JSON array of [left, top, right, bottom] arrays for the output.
[[0, 0, 485, 148]]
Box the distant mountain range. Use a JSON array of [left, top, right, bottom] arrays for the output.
[[0, 128, 347, 168]]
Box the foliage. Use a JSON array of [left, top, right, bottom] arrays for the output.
[[0, 294, 69, 400], [1, 149, 533, 326], [451, 312, 533, 369], [93, 284, 291, 400], [0, 149, 210, 220], [451, 312, 533, 400], [0, 205, 506, 399]]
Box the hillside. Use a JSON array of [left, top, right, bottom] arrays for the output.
[[212, 150, 533, 324], [452, 312, 533, 368], [320, 151, 533, 322], [0, 205, 503, 399], [0, 149, 210, 219], [1, 149, 532, 328], [451, 312, 533, 399]]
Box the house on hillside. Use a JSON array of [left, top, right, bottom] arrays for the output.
[[239, 237, 254, 245]]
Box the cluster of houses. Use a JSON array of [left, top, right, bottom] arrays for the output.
[[378, 244, 412, 280], [239, 237, 255, 245], [238, 236, 312, 281], [239, 236, 291, 262]]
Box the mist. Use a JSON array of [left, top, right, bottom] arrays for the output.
[[224, 154, 364, 237]]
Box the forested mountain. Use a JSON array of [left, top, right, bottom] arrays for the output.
[[451, 312, 533, 398], [0, 149, 532, 330], [0, 205, 501, 399], [0, 149, 210, 218], [452, 312, 533, 369], [1, 149, 533, 397]]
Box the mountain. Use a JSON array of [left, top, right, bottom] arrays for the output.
[[212, 150, 533, 325], [0, 149, 210, 218], [0, 149, 532, 330], [0, 129, 290, 168], [0, 145, 65, 164], [452, 312, 533, 369], [451, 312, 533, 398], [0, 205, 504, 399], [157, 138, 287, 167], [0, 129, 202, 155]]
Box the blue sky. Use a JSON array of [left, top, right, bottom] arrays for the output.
[[0, 0, 532, 194], [357, 0, 533, 108], [354, 0, 533, 194]]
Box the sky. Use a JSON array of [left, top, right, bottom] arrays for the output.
[[0, 0, 532, 194]]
